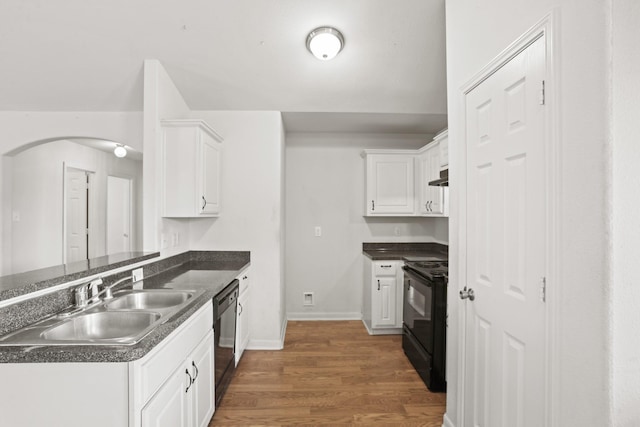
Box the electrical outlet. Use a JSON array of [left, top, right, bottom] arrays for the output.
[[314, 226, 322, 237], [303, 292, 314, 306]]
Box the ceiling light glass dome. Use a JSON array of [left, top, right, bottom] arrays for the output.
[[306, 27, 345, 60]]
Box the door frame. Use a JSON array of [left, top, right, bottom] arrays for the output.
[[453, 12, 561, 427], [62, 162, 95, 264], [106, 174, 134, 255]]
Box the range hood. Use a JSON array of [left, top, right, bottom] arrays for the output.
[[428, 169, 449, 187]]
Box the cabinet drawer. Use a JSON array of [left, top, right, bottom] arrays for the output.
[[237, 269, 250, 295], [374, 262, 397, 276], [136, 302, 213, 405]]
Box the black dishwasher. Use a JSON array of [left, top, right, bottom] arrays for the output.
[[212, 280, 239, 407]]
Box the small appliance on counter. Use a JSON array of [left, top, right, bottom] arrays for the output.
[[402, 256, 448, 392]]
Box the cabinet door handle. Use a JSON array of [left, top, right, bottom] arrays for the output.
[[377, 280, 380, 291], [371, 200, 375, 211], [185, 369, 193, 393], [243, 275, 248, 280], [238, 302, 243, 315], [380, 265, 392, 268], [202, 196, 207, 210], [429, 201, 433, 212], [191, 361, 199, 382]]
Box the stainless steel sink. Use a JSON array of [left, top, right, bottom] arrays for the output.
[[41, 311, 161, 341], [0, 289, 202, 346], [105, 290, 193, 310]]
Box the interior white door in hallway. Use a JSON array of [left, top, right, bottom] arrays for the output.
[[107, 176, 132, 255], [462, 35, 547, 427], [65, 168, 89, 263]]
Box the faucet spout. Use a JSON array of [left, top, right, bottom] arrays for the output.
[[100, 277, 131, 300]]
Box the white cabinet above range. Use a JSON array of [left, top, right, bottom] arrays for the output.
[[161, 119, 223, 218], [364, 151, 416, 216], [362, 129, 448, 218]]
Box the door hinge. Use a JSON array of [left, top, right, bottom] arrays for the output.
[[540, 276, 547, 302], [539, 80, 546, 105]]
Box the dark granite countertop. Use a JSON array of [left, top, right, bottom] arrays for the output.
[[363, 242, 448, 261], [0, 252, 161, 302], [0, 253, 249, 364]]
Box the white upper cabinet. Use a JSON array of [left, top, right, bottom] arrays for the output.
[[364, 152, 416, 216], [419, 141, 444, 216], [161, 119, 223, 218], [435, 129, 449, 170]]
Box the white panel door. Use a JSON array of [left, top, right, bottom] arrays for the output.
[[107, 176, 132, 255], [65, 168, 88, 263], [463, 35, 546, 427]]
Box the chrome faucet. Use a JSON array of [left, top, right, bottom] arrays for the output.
[[74, 278, 102, 308], [73, 276, 131, 308]]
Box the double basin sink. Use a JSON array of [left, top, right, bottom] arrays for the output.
[[0, 289, 201, 346]]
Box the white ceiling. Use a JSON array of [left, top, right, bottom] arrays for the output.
[[0, 0, 447, 133]]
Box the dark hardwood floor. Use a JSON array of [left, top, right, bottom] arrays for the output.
[[210, 320, 446, 426]]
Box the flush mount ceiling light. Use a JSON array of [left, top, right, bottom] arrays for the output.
[[306, 27, 345, 60], [113, 143, 127, 158]]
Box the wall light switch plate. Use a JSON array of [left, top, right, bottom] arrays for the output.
[[314, 226, 322, 237]]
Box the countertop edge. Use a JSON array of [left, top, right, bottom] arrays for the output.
[[0, 260, 250, 364]]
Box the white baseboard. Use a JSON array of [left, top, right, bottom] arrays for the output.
[[362, 319, 402, 335], [287, 312, 362, 321], [246, 318, 287, 350], [442, 413, 455, 427]]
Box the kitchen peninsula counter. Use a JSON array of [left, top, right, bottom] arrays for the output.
[[0, 251, 249, 364]]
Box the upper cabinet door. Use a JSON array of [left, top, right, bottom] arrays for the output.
[[420, 142, 444, 216], [161, 119, 223, 218], [199, 134, 221, 215], [436, 129, 449, 170], [365, 154, 416, 216]]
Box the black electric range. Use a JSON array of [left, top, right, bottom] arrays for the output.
[[402, 256, 448, 392]]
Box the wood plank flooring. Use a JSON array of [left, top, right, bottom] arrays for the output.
[[210, 320, 446, 426]]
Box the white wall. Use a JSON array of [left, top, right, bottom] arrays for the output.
[[612, 1, 640, 425], [10, 140, 142, 274], [142, 60, 192, 257], [0, 111, 142, 277], [188, 110, 286, 348], [285, 132, 448, 319], [445, 1, 611, 426]]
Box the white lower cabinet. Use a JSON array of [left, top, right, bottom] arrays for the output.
[[133, 303, 215, 427], [141, 364, 190, 427], [141, 331, 214, 427], [362, 258, 403, 335], [235, 268, 251, 366], [0, 302, 215, 427]]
